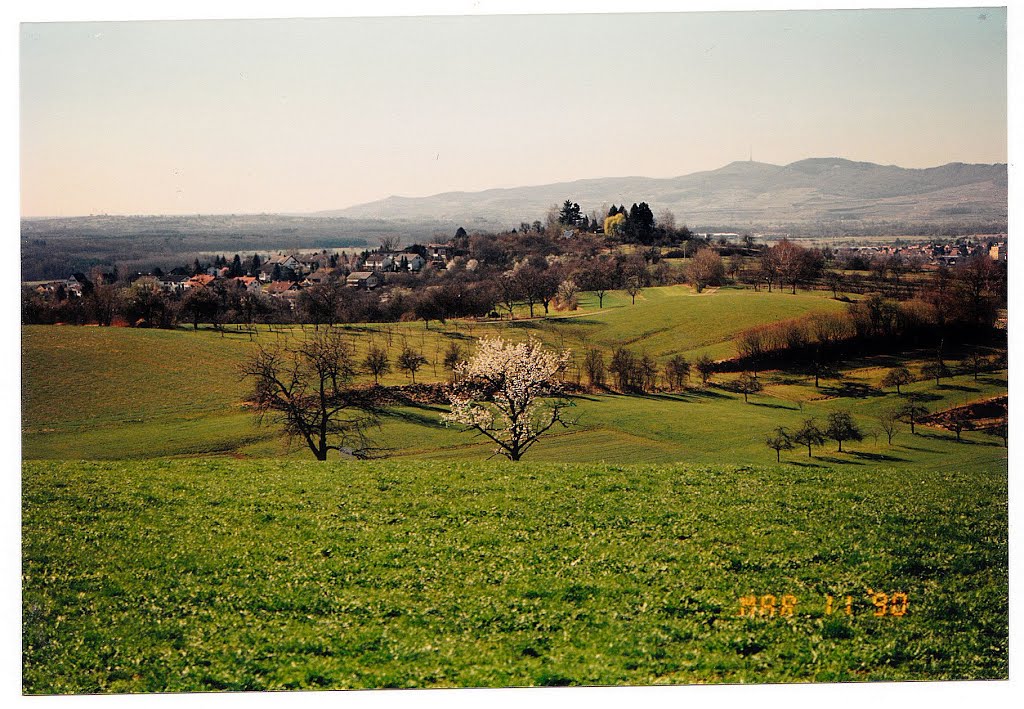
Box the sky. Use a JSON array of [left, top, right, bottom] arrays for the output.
[[18, 3, 1009, 217]]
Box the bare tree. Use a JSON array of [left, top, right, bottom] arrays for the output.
[[765, 427, 794, 462], [793, 418, 826, 457], [687, 247, 725, 293], [898, 396, 929, 434], [442, 341, 465, 381], [241, 329, 379, 460], [877, 407, 901, 445], [583, 348, 606, 387], [881, 366, 913, 395], [695, 354, 715, 386], [825, 411, 863, 452], [557, 278, 580, 309], [397, 345, 428, 384], [378, 235, 402, 253], [664, 354, 691, 390], [736, 371, 763, 402], [625, 276, 642, 305], [363, 344, 391, 385]]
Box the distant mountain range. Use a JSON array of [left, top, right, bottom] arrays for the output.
[[317, 158, 1007, 232]]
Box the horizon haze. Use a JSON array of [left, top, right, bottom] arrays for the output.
[[20, 7, 1008, 217]]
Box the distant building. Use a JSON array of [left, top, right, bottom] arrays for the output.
[[427, 243, 455, 260], [346, 271, 380, 290]]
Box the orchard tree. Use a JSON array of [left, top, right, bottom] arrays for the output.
[[363, 344, 391, 385], [921, 361, 949, 387], [397, 345, 428, 384], [898, 396, 929, 434], [793, 418, 826, 457], [625, 276, 643, 305], [583, 348, 606, 387], [241, 329, 379, 460], [664, 354, 691, 390], [442, 341, 465, 381], [877, 407, 901, 445], [180, 285, 221, 330], [687, 247, 725, 292], [765, 427, 794, 462], [443, 336, 576, 461], [948, 406, 972, 443], [881, 366, 913, 395], [576, 257, 617, 309], [825, 411, 863, 452], [695, 354, 715, 386], [736, 372, 763, 403]]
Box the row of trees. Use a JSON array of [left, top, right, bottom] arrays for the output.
[[582, 348, 715, 392], [764, 412, 864, 460], [244, 330, 577, 462]]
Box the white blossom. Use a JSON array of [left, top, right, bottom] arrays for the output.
[[442, 336, 575, 461]]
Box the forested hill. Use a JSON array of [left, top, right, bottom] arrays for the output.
[[321, 158, 1007, 233]]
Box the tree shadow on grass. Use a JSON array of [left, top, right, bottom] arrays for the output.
[[380, 409, 448, 429], [814, 455, 865, 466], [848, 450, 909, 463], [790, 460, 828, 468], [440, 331, 477, 341], [750, 401, 799, 410], [937, 384, 980, 393], [900, 443, 941, 453], [979, 376, 1007, 387], [899, 391, 944, 403], [818, 382, 885, 399], [567, 394, 602, 402], [687, 387, 731, 400]]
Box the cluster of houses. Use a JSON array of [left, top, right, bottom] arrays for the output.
[[32, 242, 465, 308], [837, 234, 1007, 267]]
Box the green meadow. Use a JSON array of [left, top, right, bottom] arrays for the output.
[[21, 284, 1009, 691], [23, 459, 1008, 692]]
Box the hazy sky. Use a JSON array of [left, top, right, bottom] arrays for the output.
[[20, 6, 1008, 216]]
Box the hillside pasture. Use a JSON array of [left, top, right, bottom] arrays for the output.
[[21, 282, 1006, 467], [22, 458, 1008, 692]]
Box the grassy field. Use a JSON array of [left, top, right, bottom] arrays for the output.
[[22, 285, 857, 461], [22, 459, 1008, 692], [20, 283, 1009, 693]]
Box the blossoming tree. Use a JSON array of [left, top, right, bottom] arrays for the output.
[[443, 336, 576, 461]]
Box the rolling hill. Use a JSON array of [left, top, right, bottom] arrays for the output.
[[320, 158, 1007, 231]]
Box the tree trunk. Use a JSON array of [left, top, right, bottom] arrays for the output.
[[838, 439, 843, 452]]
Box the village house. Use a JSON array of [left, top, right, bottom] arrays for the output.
[[346, 271, 380, 290], [301, 269, 334, 287], [183, 274, 216, 290], [363, 253, 395, 272], [297, 252, 333, 273], [230, 276, 262, 293], [158, 273, 189, 293], [64, 273, 91, 297], [259, 254, 304, 282], [427, 243, 455, 260], [396, 252, 426, 272]]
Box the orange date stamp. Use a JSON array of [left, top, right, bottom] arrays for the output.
[[738, 588, 909, 618]]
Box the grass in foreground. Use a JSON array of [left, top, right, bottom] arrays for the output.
[[23, 459, 1008, 693]]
